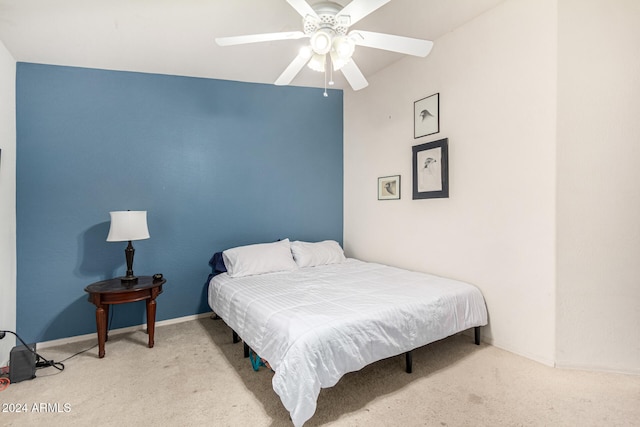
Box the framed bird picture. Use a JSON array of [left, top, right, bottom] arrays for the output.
[[412, 138, 448, 200], [414, 93, 439, 138], [378, 175, 401, 200]]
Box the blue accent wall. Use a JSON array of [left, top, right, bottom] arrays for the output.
[[16, 63, 343, 343]]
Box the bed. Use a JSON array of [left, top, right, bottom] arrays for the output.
[[207, 239, 488, 426]]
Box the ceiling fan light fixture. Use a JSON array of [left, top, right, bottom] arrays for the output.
[[307, 53, 326, 72], [216, 0, 432, 92], [330, 51, 350, 71], [333, 36, 355, 60], [310, 30, 332, 54], [299, 45, 313, 59]]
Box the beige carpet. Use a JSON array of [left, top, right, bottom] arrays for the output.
[[1, 317, 638, 426]]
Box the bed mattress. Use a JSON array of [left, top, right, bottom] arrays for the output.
[[208, 258, 488, 426]]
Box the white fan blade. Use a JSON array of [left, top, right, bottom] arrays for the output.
[[216, 31, 306, 47], [350, 30, 433, 57], [336, 0, 391, 26], [286, 0, 320, 19], [275, 50, 311, 86], [341, 60, 369, 91]]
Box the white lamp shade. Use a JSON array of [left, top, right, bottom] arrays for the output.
[[333, 36, 355, 60], [307, 53, 326, 72], [310, 31, 332, 55], [330, 51, 351, 71], [299, 45, 313, 59], [106, 211, 150, 242]]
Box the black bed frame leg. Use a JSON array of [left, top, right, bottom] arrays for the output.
[[232, 330, 239, 344], [405, 351, 413, 374], [474, 326, 481, 345], [211, 313, 221, 320], [244, 342, 250, 358]]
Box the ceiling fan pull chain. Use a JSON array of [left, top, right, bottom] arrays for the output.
[[328, 54, 335, 86], [215, 0, 432, 91], [323, 54, 329, 97]]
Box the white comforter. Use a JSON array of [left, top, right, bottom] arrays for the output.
[[208, 259, 487, 426]]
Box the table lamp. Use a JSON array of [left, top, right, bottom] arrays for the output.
[[106, 210, 150, 284]]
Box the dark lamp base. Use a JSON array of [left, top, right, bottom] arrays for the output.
[[121, 276, 139, 284]]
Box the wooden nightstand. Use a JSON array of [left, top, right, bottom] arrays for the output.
[[85, 276, 165, 358]]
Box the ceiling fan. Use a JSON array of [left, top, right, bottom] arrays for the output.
[[215, 0, 433, 92]]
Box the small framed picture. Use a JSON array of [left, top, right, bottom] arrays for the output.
[[412, 138, 448, 199], [378, 175, 401, 200], [414, 93, 439, 138]]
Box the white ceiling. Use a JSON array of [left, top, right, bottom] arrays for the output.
[[0, 0, 504, 91]]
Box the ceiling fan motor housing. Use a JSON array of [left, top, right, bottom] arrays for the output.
[[215, 0, 432, 91], [304, 2, 349, 36], [305, 1, 352, 57]]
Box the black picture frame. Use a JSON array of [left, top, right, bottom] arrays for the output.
[[414, 93, 439, 138], [412, 138, 449, 199], [378, 175, 401, 200]]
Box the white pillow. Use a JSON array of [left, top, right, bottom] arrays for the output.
[[290, 240, 346, 268], [223, 239, 298, 278]]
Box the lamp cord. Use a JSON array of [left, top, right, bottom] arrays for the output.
[[0, 330, 65, 373], [0, 303, 115, 388], [53, 303, 113, 363]]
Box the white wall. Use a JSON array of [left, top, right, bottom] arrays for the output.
[[0, 39, 17, 366], [556, 0, 640, 373], [344, 0, 558, 365], [345, 0, 640, 374]]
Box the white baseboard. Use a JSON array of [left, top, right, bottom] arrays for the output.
[[555, 360, 640, 376], [37, 311, 214, 350], [487, 339, 556, 368]]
